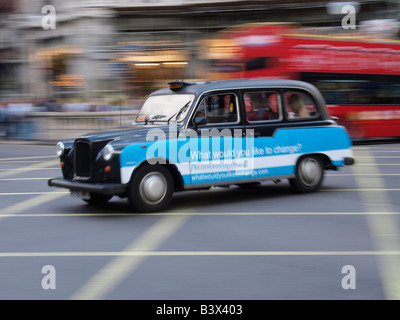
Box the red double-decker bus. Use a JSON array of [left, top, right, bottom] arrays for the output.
[[201, 22, 400, 140]]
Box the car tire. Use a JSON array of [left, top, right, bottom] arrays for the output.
[[83, 193, 113, 205], [289, 155, 324, 193], [128, 165, 174, 213]]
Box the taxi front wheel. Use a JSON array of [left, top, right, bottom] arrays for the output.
[[128, 165, 174, 213], [289, 155, 324, 193]]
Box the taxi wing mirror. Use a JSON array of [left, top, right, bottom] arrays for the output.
[[331, 116, 339, 123], [193, 116, 207, 127]]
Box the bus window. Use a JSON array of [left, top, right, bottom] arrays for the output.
[[314, 80, 400, 105], [245, 57, 270, 71]]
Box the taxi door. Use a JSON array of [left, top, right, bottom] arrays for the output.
[[188, 90, 250, 185], [242, 89, 297, 179]]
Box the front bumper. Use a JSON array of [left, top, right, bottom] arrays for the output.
[[48, 178, 127, 195], [344, 157, 355, 165]]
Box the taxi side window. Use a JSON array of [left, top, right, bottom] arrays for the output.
[[285, 91, 318, 119], [195, 93, 238, 124], [244, 91, 280, 122]]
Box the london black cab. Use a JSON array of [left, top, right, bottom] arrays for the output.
[[48, 79, 354, 212]]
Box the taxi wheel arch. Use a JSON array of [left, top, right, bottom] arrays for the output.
[[289, 154, 325, 193], [133, 159, 184, 191], [128, 163, 174, 213]]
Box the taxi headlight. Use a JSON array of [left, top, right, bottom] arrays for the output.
[[56, 142, 65, 157], [103, 144, 114, 161]]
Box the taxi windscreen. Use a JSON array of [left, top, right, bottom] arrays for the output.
[[136, 94, 195, 123]]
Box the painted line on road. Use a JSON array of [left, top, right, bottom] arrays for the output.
[[355, 164, 400, 166], [0, 188, 399, 196], [0, 161, 55, 164], [355, 156, 400, 159], [355, 151, 400, 153], [0, 211, 399, 218], [0, 155, 56, 161], [0, 160, 59, 178], [0, 168, 59, 171], [0, 178, 52, 181], [70, 215, 191, 300], [352, 148, 400, 300], [322, 188, 400, 191], [354, 146, 400, 150], [0, 191, 67, 220], [4, 174, 397, 179], [0, 192, 69, 196], [1, 250, 400, 257], [353, 149, 400, 152], [326, 173, 400, 176]]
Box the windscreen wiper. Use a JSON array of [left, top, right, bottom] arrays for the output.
[[167, 101, 191, 124], [146, 114, 167, 123]]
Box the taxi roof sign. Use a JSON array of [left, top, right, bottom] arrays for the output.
[[167, 80, 193, 90]]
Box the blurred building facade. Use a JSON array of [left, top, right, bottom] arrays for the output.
[[1, 0, 399, 105]]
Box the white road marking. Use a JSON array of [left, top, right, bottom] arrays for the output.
[[326, 174, 400, 176], [0, 160, 59, 178], [0, 192, 67, 220], [0, 178, 51, 181], [70, 215, 190, 300], [0, 192, 68, 196], [0, 211, 399, 218], [0, 168, 59, 171], [356, 163, 400, 166], [0, 155, 56, 161], [352, 148, 400, 300], [0, 250, 399, 257], [322, 188, 400, 191], [355, 156, 400, 159]]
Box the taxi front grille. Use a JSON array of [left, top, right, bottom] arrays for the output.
[[75, 140, 91, 178]]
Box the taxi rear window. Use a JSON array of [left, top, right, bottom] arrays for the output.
[[244, 91, 281, 122], [285, 91, 319, 119]]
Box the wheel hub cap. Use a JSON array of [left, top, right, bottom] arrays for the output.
[[300, 158, 321, 186], [139, 173, 167, 205]]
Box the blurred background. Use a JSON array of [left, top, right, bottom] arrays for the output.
[[1, 0, 400, 141]]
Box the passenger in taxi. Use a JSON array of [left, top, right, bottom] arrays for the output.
[[247, 93, 272, 121], [288, 94, 309, 118]]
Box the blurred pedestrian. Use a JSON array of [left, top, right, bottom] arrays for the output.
[[0, 102, 8, 137], [44, 98, 61, 112]]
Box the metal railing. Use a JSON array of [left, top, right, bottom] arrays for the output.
[[1, 110, 139, 142]]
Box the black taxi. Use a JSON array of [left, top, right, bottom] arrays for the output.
[[48, 79, 354, 212]]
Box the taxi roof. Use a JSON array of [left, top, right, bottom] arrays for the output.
[[150, 78, 330, 119], [152, 78, 323, 99]]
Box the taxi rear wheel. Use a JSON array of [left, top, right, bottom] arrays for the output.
[[289, 155, 324, 193], [128, 165, 174, 213]]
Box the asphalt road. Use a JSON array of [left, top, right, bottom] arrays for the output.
[[1, 139, 400, 302]]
